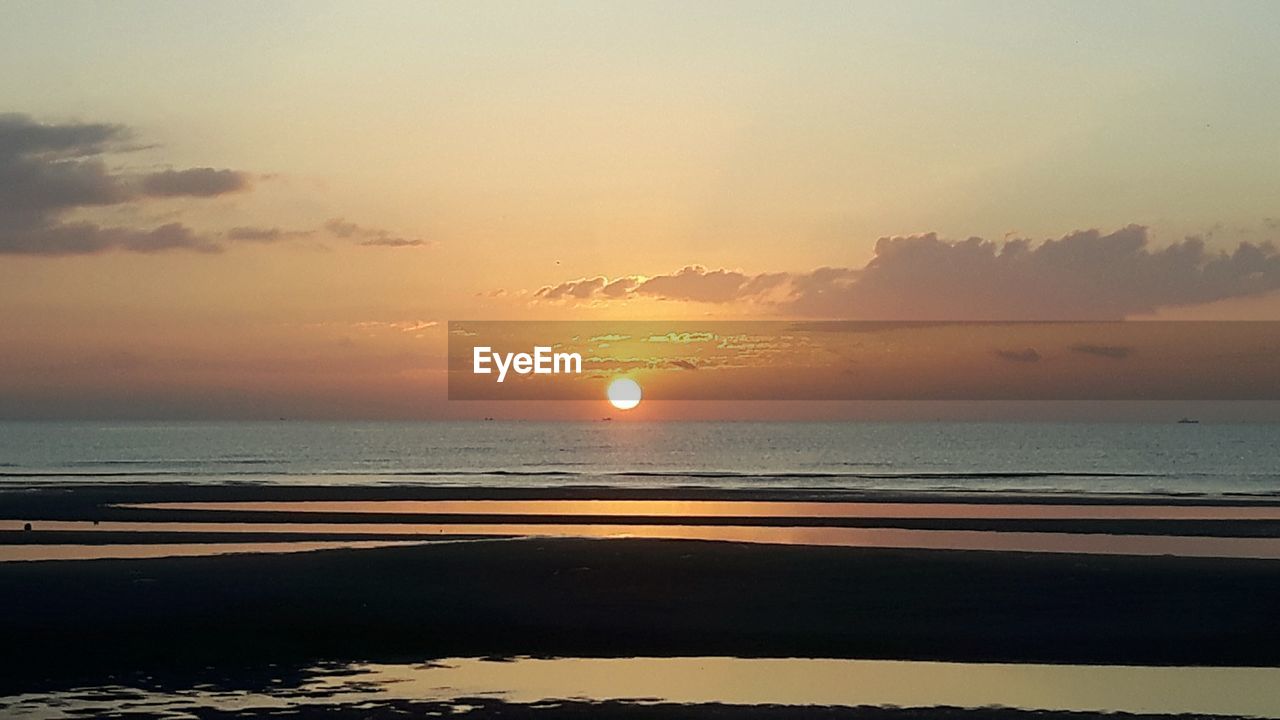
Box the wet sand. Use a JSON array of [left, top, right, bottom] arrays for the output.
[[11, 482, 1280, 561], [5, 482, 1280, 699], [5, 536, 1280, 694], [5, 697, 1271, 720], [0, 539, 435, 562], [11, 520, 1280, 560], [120, 498, 1280, 519], [8, 483, 1280, 538], [6, 481, 1280, 520], [11, 657, 1280, 718]]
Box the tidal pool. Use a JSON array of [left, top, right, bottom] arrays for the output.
[[4, 657, 1280, 719]]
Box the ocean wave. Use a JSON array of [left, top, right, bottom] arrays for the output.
[[63, 459, 275, 467]]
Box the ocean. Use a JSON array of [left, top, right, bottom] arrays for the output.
[[1, 421, 1276, 496]]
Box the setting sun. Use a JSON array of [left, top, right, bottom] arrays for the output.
[[6, 4, 1280, 717], [606, 378, 642, 410]]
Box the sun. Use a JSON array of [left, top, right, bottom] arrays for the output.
[[606, 377, 642, 410]]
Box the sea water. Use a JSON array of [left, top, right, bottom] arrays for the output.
[[0, 421, 1277, 496]]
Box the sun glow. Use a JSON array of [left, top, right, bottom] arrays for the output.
[[606, 378, 642, 410]]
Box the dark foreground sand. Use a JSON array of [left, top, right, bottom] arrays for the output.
[[22, 697, 1259, 720], [4, 535, 1280, 694], [6, 481, 1280, 719]]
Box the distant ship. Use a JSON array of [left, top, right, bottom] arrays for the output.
[[1177, 418, 1200, 424]]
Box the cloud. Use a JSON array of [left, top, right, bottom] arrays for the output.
[[646, 332, 716, 344], [348, 319, 439, 333], [0, 115, 131, 221], [0, 221, 220, 255], [784, 226, 1280, 319], [228, 219, 432, 248], [535, 276, 607, 300], [397, 320, 439, 332], [324, 217, 430, 249], [995, 348, 1042, 363], [533, 268, 783, 303], [0, 114, 251, 255], [322, 218, 362, 238], [357, 236, 430, 248], [531, 225, 1280, 319], [635, 266, 753, 303], [600, 277, 638, 298], [141, 168, 250, 197], [0, 113, 125, 160], [225, 226, 306, 242], [0, 115, 420, 256], [532, 266, 817, 305], [1070, 343, 1133, 359]]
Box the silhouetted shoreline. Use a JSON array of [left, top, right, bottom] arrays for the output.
[[6, 482, 1280, 708], [8, 696, 1261, 720], [4, 535, 1280, 694]]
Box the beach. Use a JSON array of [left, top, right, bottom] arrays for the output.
[[5, 421, 1280, 718], [10, 1, 1280, 714], [5, 481, 1280, 718]]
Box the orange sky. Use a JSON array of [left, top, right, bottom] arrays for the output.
[[2, 3, 1280, 419]]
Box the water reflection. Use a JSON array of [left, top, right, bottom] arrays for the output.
[[4, 657, 1280, 719], [8, 519, 1280, 560], [124, 499, 1280, 520]]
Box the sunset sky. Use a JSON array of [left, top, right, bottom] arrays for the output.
[[3, 1, 1279, 418]]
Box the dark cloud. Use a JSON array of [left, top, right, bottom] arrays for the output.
[[226, 226, 286, 242], [739, 272, 790, 296], [357, 237, 429, 248], [225, 226, 314, 242], [1, 221, 219, 256], [0, 113, 126, 159], [228, 219, 430, 248], [323, 218, 362, 238], [1070, 343, 1133, 359], [785, 226, 1280, 319], [141, 168, 250, 197], [635, 266, 752, 303], [324, 217, 430, 249], [995, 348, 1042, 363], [0, 114, 252, 256], [533, 226, 1280, 319], [669, 359, 699, 370], [0, 114, 131, 223]]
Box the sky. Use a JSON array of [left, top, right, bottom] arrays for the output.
[[2, 0, 1279, 419]]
